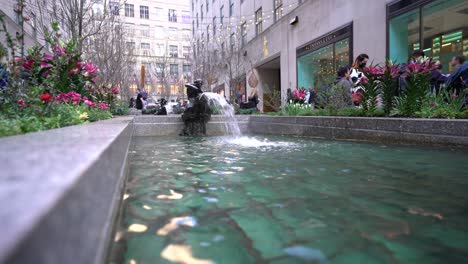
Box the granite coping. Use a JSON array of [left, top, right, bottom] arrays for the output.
[[133, 114, 251, 123], [249, 115, 468, 146], [0, 116, 134, 263]]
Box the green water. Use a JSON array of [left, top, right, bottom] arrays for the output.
[[109, 136, 468, 264]]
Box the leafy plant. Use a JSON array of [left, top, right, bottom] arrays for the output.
[[415, 91, 465, 119], [380, 61, 401, 115], [392, 59, 435, 117]]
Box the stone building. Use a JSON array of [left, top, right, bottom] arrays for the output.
[[191, 0, 468, 111], [110, 0, 193, 102], [0, 0, 46, 59]]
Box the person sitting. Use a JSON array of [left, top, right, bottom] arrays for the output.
[[430, 61, 448, 94], [446, 56, 467, 95], [240, 88, 259, 110]]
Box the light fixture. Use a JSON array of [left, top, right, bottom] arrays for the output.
[[290, 16, 298, 25]]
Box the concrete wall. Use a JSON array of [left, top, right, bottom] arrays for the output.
[[249, 116, 468, 147], [0, 117, 134, 264]]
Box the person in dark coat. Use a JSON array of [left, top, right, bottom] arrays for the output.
[[136, 88, 143, 110]]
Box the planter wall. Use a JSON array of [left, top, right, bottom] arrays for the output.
[[249, 116, 468, 147]]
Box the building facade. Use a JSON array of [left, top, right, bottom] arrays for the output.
[[0, 0, 46, 59], [117, 0, 192, 101], [192, 0, 468, 111]]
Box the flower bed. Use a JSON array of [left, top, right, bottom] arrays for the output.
[[280, 59, 468, 119], [0, 18, 128, 138]]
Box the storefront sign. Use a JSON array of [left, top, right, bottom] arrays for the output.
[[297, 23, 352, 57]]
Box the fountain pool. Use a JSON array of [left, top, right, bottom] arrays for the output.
[[108, 135, 468, 264]]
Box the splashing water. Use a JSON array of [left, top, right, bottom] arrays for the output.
[[222, 136, 299, 148], [202, 92, 241, 137]]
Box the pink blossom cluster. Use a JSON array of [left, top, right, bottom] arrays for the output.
[[111, 87, 120, 94], [405, 60, 436, 76], [55, 92, 82, 104], [383, 64, 401, 79], [98, 102, 109, 110], [363, 66, 384, 77], [82, 62, 99, 77], [292, 88, 307, 101]]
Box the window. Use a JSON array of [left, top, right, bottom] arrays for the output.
[[140, 6, 149, 19], [183, 64, 191, 74], [207, 25, 210, 43], [141, 43, 151, 56], [109, 1, 119, 16], [155, 7, 163, 20], [155, 63, 164, 77], [220, 5, 224, 26], [183, 46, 191, 58], [274, 0, 283, 22], [206, 0, 209, 12], [169, 45, 178, 57], [297, 25, 351, 89], [126, 41, 136, 50], [255, 8, 263, 36], [170, 64, 179, 76], [221, 42, 225, 57], [241, 22, 247, 46], [140, 25, 150, 37], [196, 13, 199, 28], [169, 9, 177, 22], [388, 0, 468, 73], [229, 0, 234, 17], [182, 11, 190, 24], [125, 4, 134, 17]]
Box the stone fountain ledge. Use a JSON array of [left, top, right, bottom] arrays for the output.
[[0, 116, 134, 264], [133, 115, 251, 136], [249, 116, 468, 147], [0, 114, 466, 263]]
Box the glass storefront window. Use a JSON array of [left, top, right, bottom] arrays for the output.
[[389, 9, 420, 64], [389, 0, 468, 73], [422, 0, 468, 73], [297, 39, 349, 89]]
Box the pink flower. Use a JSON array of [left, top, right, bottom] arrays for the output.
[[98, 102, 109, 110], [69, 67, 80, 76], [430, 102, 436, 108], [40, 62, 53, 68], [82, 62, 98, 77], [111, 87, 120, 94], [84, 100, 96, 107], [18, 99, 25, 107], [22, 59, 34, 70], [43, 53, 54, 61], [352, 92, 362, 103], [451, 94, 458, 99], [53, 44, 66, 56]]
